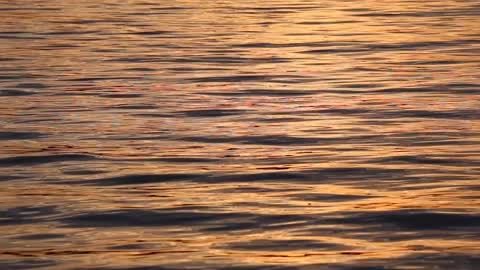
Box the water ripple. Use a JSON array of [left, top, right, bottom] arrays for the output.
[[1, 0, 479, 269]]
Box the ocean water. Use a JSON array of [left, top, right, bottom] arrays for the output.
[[0, 1, 479, 269]]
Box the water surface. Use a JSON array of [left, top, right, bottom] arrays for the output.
[[1, 0, 479, 269]]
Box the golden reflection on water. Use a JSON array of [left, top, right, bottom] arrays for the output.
[[0, 0, 480, 269], [2, 178, 480, 268]]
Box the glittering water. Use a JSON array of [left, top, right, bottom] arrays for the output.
[[1, 1, 480, 269]]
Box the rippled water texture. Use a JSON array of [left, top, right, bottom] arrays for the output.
[[1, 0, 480, 269]]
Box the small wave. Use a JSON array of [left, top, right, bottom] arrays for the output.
[[0, 154, 97, 166]]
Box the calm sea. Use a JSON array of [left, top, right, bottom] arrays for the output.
[[0, 1, 479, 269]]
